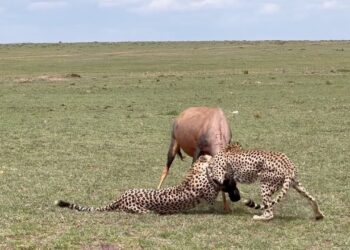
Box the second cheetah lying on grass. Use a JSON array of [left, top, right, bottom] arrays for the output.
[[56, 155, 240, 214]]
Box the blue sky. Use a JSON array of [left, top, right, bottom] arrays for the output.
[[0, 0, 349, 43]]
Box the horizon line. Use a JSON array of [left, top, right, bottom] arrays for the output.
[[1, 39, 350, 45]]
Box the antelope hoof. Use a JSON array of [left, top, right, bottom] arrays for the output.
[[315, 212, 325, 220]]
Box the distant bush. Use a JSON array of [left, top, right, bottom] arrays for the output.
[[337, 69, 350, 73]]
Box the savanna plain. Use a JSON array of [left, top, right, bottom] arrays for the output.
[[0, 41, 349, 249]]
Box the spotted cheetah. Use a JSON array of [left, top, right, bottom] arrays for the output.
[[207, 144, 325, 221], [56, 155, 237, 214]]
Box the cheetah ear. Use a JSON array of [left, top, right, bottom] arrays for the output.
[[198, 154, 212, 162], [197, 155, 206, 162], [232, 141, 243, 149]]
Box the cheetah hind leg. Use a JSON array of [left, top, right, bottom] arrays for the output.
[[292, 181, 325, 220]]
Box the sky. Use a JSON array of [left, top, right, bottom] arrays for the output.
[[0, 0, 349, 43]]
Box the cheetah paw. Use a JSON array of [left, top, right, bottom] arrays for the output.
[[253, 214, 274, 221]]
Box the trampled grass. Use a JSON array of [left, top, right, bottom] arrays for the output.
[[0, 41, 349, 249]]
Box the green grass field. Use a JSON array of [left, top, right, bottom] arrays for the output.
[[0, 41, 349, 249]]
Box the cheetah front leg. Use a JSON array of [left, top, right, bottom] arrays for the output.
[[253, 183, 278, 221]]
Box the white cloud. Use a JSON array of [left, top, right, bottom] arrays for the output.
[[306, 0, 350, 10], [147, 0, 177, 11], [97, 0, 144, 8], [260, 3, 280, 15], [28, 1, 68, 11], [321, 0, 340, 9], [181, 0, 238, 9], [97, 0, 239, 12]]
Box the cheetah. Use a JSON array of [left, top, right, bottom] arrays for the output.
[[56, 155, 238, 214], [207, 144, 325, 221]]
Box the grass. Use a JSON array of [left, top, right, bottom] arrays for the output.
[[0, 41, 349, 249]]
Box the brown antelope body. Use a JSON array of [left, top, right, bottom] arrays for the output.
[[158, 107, 234, 211]]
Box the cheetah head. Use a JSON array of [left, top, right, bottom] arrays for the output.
[[206, 160, 229, 189], [191, 155, 213, 179], [197, 154, 212, 163], [207, 163, 240, 201]]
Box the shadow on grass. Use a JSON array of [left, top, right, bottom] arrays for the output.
[[178, 201, 304, 222], [179, 201, 249, 216]]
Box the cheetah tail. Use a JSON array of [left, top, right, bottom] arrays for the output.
[[243, 198, 263, 209], [54, 200, 118, 212], [243, 175, 294, 210]]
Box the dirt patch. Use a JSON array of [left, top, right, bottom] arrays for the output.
[[14, 74, 81, 83], [66, 73, 81, 78]]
